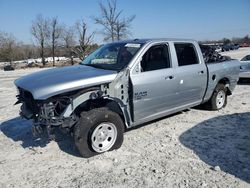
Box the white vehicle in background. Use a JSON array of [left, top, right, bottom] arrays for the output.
[[240, 55, 250, 78]]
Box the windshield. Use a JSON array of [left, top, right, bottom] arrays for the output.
[[80, 42, 143, 71], [241, 55, 250, 61]]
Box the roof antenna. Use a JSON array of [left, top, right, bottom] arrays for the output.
[[134, 38, 139, 41]]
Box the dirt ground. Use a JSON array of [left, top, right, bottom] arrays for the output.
[[0, 52, 250, 187]]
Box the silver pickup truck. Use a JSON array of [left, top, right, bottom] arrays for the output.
[[14, 39, 240, 157]]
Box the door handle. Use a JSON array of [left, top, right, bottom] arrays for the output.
[[165, 75, 174, 80], [198, 70, 204, 74]]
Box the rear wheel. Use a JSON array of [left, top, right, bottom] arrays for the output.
[[208, 84, 227, 110], [74, 108, 124, 158]]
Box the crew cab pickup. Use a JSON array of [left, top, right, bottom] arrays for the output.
[[14, 39, 240, 157]]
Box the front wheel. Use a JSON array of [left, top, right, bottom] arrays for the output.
[[208, 84, 227, 110], [74, 108, 124, 158]]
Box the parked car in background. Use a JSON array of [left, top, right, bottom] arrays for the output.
[[233, 44, 240, 50], [222, 44, 240, 51], [3, 64, 15, 71], [240, 43, 250, 48], [222, 44, 231, 51], [240, 55, 250, 78]]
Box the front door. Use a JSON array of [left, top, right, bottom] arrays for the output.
[[130, 43, 179, 122]]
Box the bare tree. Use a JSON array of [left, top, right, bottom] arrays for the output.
[[115, 16, 135, 41], [50, 17, 62, 66], [93, 0, 135, 41], [62, 26, 76, 64], [222, 38, 231, 45], [0, 31, 39, 62], [31, 15, 50, 66], [0, 31, 16, 62], [17, 43, 38, 60], [74, 20, 94, 60]]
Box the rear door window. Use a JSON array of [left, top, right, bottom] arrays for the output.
[[174, 43, 199, 66]]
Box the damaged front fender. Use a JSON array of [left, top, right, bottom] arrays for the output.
[[61, 68, 133, 128], [62, 90, 99, 117]]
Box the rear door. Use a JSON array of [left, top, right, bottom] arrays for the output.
[[130, 43, 179, 122], [173, 42, 207, 105]]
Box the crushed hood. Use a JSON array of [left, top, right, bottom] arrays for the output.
[[15, 65, 117, 100]]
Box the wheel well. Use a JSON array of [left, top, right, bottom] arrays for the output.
[[94, 99, 127, 130], [75, 98, 127, 128], [218, 77, 229, 85], [218, 77, 232, 95]]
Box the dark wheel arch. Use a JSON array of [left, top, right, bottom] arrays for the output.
[[218, 77, 232, 95]]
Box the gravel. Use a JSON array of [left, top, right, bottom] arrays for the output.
[[0, 59, 250, 187]]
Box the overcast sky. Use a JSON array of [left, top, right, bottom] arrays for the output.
[[0, 0, 249, 44]]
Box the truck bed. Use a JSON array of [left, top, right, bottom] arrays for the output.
[[204, 59, 240, 102]]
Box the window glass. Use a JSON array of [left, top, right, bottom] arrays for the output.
[[241, 55, 250, 61], [141, 44, 171, 72], [174, 43, 199, 66], [80, 42, 143, 71]]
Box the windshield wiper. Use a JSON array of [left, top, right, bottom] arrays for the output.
[[82, 63, 121, 71], [82, 64, 102, 68], [82, 64, 112, 70]]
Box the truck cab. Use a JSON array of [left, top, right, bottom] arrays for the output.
[[129, 40, 208, 124]]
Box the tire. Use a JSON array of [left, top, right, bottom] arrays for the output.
[[208, 84, 227, 110], [74, 108, 124, 158]]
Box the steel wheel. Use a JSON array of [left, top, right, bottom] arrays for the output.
[[91, 122, 117, 153], [216, 90, 226, 109]]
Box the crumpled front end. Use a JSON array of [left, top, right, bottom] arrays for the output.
[[16, 87, 78, 137]]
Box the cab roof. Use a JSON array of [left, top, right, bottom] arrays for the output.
[[112, 38, 197, 44]]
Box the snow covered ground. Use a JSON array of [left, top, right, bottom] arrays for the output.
[[1, 57, 69, 65], [0, 57, 72, 70], [0, 61, 250, 187]]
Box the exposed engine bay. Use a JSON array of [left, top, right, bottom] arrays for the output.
[[16, 87, 78, 136]]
